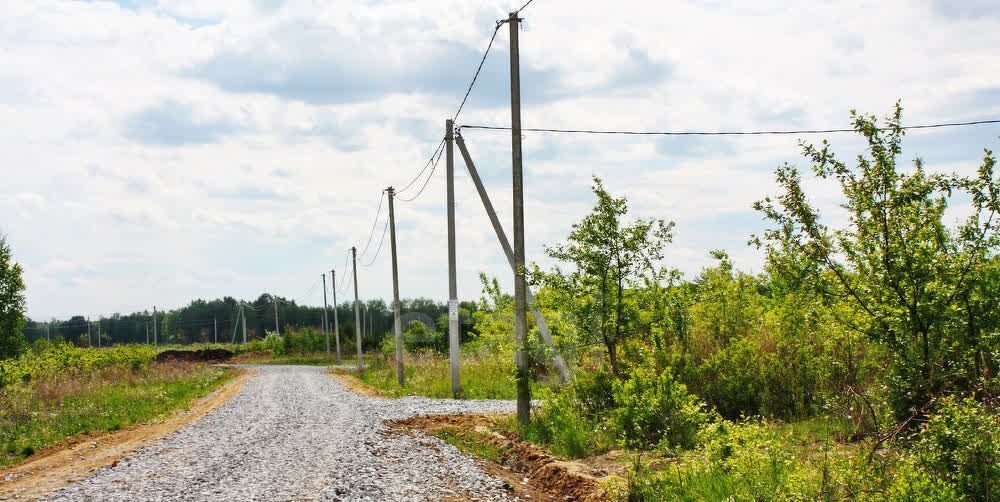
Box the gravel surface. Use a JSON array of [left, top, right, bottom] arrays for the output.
[[43, 365, 518, 501]]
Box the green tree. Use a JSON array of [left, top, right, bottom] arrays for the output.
[[540, 176, 674, 377], [754, 103, 999, 418], [0, 235, 27, 359]]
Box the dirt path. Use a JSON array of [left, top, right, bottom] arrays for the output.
[[12, 365, 517, 501]]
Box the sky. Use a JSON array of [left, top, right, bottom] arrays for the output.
[[2, 0, 999, 321]]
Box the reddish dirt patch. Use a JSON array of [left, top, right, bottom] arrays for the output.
[[155, 348, 233, 362], [390, 414, 621, 502]]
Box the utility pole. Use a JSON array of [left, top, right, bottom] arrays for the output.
[[456, 134, 570, 382], [509, 11, 531, 424], [241, 304, 248, 348], [46, 323, 50, 341], [153, 307, 158, 346], [446, 118, 461, 398], [272, 295, 280, 336], [322, 273, 331, 354], [97, 320, 101, 347], [388, 187, 404, 385], [351, 247, 363, 373], [331, 269, 342, 364], [87, 317, 91, 347]]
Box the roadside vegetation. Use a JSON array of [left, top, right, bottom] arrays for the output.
[[2, 104, 996, 499], [0, 341, 235, 467]]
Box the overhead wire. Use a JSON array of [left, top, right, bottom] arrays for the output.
[[358, 191, 387, 258], [514, 0, 536, 14], [458, 119, 1000, 137], [362, 218, 390, 267], [396, 143, 446, 203]]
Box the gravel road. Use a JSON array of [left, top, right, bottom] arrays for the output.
[[43, 365, 518, 501]]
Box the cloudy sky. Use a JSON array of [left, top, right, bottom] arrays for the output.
[[2, 0, 999, 320]]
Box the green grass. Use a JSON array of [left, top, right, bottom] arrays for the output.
[[434, 427, 505, 463], [342, 352, 554, 400], [238, 354, 345, 366], [0, 362, 235, 467]]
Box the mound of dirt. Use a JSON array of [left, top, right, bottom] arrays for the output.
[[390, 414, 620, 502], [155, 349, 234, 362]]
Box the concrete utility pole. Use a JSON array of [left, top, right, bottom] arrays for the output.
[[145, 322, 149, 344], [322, 273, 331, 354], [272, 295, 280, 336], [455, 134, 570, 383], [153, 307, 158, 346], [351, 247, 363, 373], [387, 187, 404, 385], [331, 269, 342, 364], [87, 317, 91, 347], [446, 118, 461, 398], [508, 11, 531, 424], [97, 320, 101, 347], [214, 317, 218, 344], [241, 304, 248, 348]]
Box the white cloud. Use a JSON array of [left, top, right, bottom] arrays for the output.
[[1, 0, 998, 318]]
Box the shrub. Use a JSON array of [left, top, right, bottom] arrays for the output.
[[610, 366, 713, 450], [906, 396, 999, 500]]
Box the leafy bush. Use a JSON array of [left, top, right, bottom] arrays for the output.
[[521, 385, 614, 458], [903, 397, 999, 500], [610, 366, 713, 450], [0, 343, 155, 388]]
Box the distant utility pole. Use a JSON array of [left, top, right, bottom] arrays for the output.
[[241, 303, 248, 348], [145, 322, 149, 345], [351, 247, 363, 373], [322, 273, 331, 354], [214, 317, 218, 344], [97, 320, 101, 347], [46, 323, 50, 341], [508, 11, 531, 424], [387, 186, 404, 385], [87, 317, 92, 347], [446, 118, 461, 398], [272, 294, 280, 336], [153, 307, 158, 346], [331, 269, 342, 364]]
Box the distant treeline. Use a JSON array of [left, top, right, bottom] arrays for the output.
[[23, 295, 478, 350]]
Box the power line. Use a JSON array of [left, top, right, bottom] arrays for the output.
[[397, 143, 446, 203], [362, 218, 390, 267], [515, 0, 536, 14], [458, 119, 1000, 137], [453, 21, 503, 123], [359, 191, 387, 258], [396, 139, 446, 195]]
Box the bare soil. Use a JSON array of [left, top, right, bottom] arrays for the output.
[[390, 414, 624, 502]]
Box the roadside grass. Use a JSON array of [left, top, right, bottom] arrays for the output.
[[236, 353, 345, 366], [334, 351, 555, 400], [0, 361, 235, 468], [434, 426, 505, 463]]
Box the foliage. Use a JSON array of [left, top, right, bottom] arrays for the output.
[[522, 384, 614, 458], [0, 342, 155, 388], [0, 360, 233, 467], [610, 366, 713, 451], [345, 351, 543, 400], [537, 176, 674, 377], [0, 235, 27, 360], [754, 103, 1000, 418], [903, 396, 999, 500]]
